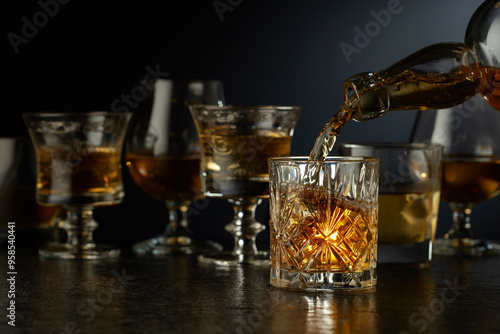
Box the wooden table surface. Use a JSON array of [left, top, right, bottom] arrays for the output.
[[1, 246, 499, 334]]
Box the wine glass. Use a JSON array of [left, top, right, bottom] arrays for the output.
[[411, 94, 500, 256], [125, 79, 225, 256], [23, 112, 131, 259], [189, 105, 302, 265]]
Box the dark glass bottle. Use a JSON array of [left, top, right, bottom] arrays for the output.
[[344, 0, 500, 122]]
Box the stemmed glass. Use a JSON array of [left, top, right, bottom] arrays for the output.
[[411, 94, 500, 256], [23, 112, 131, 259], [125, 79, 225, 255], [189, 105, 302, 265]]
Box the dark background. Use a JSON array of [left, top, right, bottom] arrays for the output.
[[2, 0, 498, 249]]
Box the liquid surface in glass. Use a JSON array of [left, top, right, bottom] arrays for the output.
[[126, 154, 202, 202], [36, 146, 122, 205], [199, 126, 291, 198]]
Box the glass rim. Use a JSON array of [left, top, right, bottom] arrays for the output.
[[22, 111, 131, 118], [338, 142, 443, 151], [189, 104, 302, 111], [269, 156, 380, 163]]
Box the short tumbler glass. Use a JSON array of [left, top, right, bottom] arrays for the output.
[[269, 157, 379, 291], [340, 143, 442, 264]]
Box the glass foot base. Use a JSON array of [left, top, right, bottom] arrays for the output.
[[133, 235, 222, 256], [433, 238, 500, 256], [271, 267, 376, 291], [39, 242, 120, 260], [198, 250, 270, 266]]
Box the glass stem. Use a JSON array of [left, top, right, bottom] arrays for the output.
[[226, 198, 264, 259], [164, 201, 189, 237], [62, 207, 98, 249], [447, 202, 477, 240]]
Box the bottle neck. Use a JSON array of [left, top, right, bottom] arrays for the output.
[[343, 42, 480, 122], [343, 72, 388, 122]]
